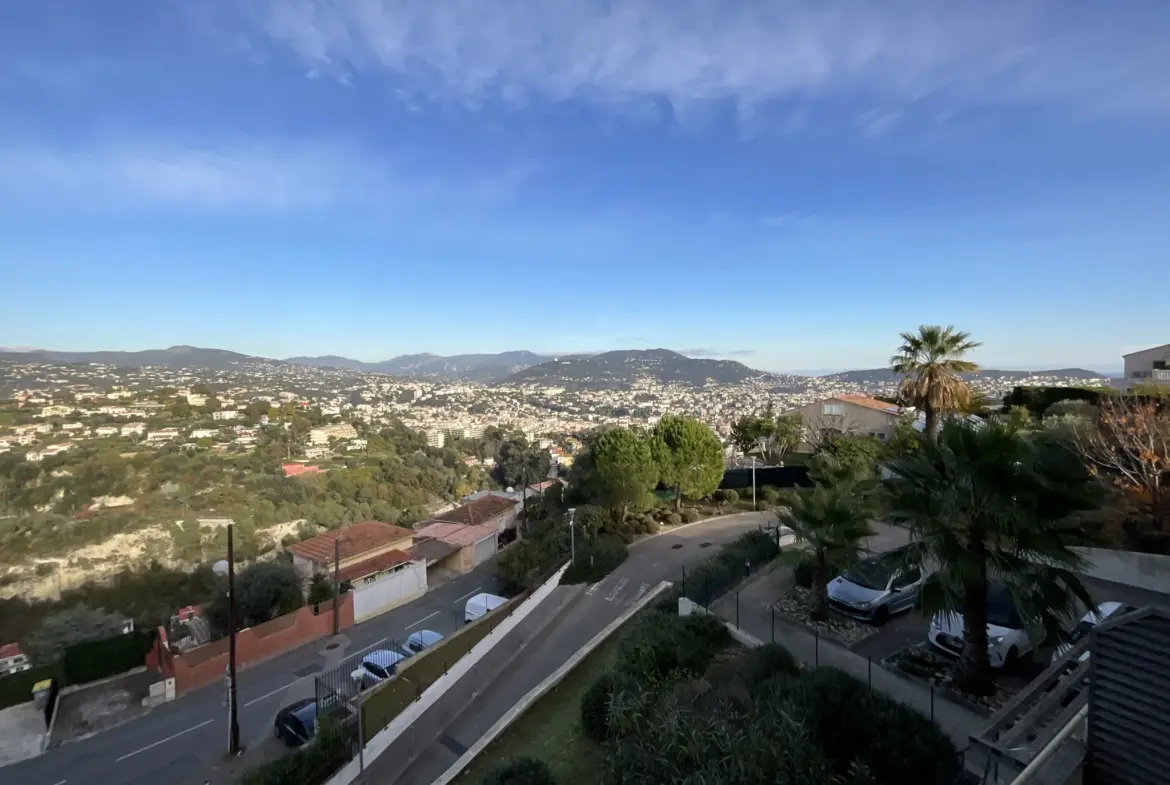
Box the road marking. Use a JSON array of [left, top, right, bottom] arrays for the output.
[[52, 781, 67, 785], [585, 582, 601, 596], [243, 682, 295, 707], [605, 578, 629, 603], [453, 587, 483, 604], [406, 609, 441, 630], [626, 582, 649, 606], [114, 719, 214, 762]]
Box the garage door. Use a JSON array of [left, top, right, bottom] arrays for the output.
[[473, 534, 497, 566]]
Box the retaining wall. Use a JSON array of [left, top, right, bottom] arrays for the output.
[[1074, 546, 1170, 593]]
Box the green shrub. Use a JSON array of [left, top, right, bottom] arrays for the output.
[[236, 717, 356, 785], [739, 643, 801, 689], [767, 667, 959, 785], [712, 490, 727, 503], [563, 535, 629, 585], [761, 486, 781, 504], [681, 530, 779, 606], [481, 757, 557, 785], [615, 611, 729, 681], [580, 670, 622, 742], [682, 509, 700, 524], [667, 512, 682, 526], [725, 490, 739, 504]]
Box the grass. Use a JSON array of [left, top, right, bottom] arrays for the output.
[[453, 627, 622, 785]]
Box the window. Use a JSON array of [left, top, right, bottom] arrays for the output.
[[892, 569, 921, 589], [822, 403, 844, 416]]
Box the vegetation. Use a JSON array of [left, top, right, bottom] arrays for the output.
[[208, 561, 305, 634], [575, 428, 658, 522], [677, 530, 780, 607], [778, 479, 876, 621], [481, 758, 558, 785], [236, 717, 357, 785], [885, 420, 1102, 694], [21, 605, 130, 664], [729, 403, 802, 465], [890, 324, 981, 440], [648, 415, 725, 511]]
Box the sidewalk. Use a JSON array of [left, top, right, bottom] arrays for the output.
[[708, 563, 987, 763]]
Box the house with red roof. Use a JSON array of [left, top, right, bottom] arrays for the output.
[[784, 394, 908, 452]]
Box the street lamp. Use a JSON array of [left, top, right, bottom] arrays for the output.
[[567, 507, 576, 564]]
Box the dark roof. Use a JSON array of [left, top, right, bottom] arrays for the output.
[[338, 549, 413, 582], [287, 521, 414, 565], [430, 495, 516, 526], [408, 537, 461, 565]]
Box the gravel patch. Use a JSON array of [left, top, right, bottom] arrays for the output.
[[885, 643, 1013, 715], [774, 586, 879, 648]]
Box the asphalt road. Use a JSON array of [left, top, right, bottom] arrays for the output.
[[371, 511, 777, 785], [7, 560, 502, 785]]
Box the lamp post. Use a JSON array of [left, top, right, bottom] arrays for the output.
[[225, 525, 241, 757], [567, 507, 576, 564]]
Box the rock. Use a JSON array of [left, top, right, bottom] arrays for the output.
[[773, 586, 879, 648]]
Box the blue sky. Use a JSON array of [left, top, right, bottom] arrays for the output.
[[1, 1, 1167, 372]]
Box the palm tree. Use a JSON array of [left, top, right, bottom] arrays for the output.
[[890, 325, 982, 440], [778, 474, 877, 621], [885, 421, 1102, 695]]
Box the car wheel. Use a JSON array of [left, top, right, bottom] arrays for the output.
[[872, 606, 890, 627]]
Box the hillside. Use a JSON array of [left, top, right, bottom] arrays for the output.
[[0, 345, 275, 371], [821, 367, 1111, 385], [501, 349, 765, 389], [284, 350, 550, 381]]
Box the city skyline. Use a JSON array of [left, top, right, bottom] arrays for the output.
[[2, 1, 1168, 371]]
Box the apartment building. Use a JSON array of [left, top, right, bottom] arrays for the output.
[[146, 428, 181, 442], [309, 423, 358, 445], [40, 405, 74, 418], [1123, 343, 1170, 386], [212, 410, 240, 421], [121, 423, 146, 437]]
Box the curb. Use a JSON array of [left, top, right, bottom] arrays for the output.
[[431, 580, 673, 785], [630, 510, 775, 548]]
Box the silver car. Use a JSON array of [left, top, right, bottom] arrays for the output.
[[827, 549, 923, 625]]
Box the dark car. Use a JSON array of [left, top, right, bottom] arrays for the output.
[[274, 698, 317, 747]]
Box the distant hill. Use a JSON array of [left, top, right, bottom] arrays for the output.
[[285, 350, 550, 381], [0, 345, 276, 371], [501, 348, 766, 389], [821, 367, 1111, 385]]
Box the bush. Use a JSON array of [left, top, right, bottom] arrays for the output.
[[237, 717, 357, 785], [739, 643, 801, 688], [761, 486, 781, 505], [481, 757, 557, 785], [793, 560, 814, 589], [712, 490, 727, 503], [725, 490, 739, 504], [563, 535, 629, 585], [768, 667, 960, 785], [667, 512, 682, 526], [494, 538, 560, 594], [581, 670, 622, 742], [615, 611, 730, 681], [681, 530, 780, 606], [682, 509, 700, 524]]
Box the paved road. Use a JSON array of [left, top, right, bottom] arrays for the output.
[[8, 561, 502, 785], [366, 511, 776, 785]]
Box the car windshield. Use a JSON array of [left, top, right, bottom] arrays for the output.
[[841, 561, 891, 591], [986, 587, 1023, 629], [364, 662, 387, 679]]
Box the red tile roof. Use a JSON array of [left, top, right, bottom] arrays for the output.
[[287, 521, 414, 566], [0, 642, 23, 660], [836, 394, 903, 415], [282, 463, 322, 477], [414, 522, 499, 548], [430, 495, 517, 526], [338, 549, 413, 583]]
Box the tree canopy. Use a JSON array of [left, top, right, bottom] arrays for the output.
[[890, 325, 981, 440], [649, 416, 725, 510]]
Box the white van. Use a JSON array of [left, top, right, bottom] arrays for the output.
[[464, 592, 507, 624]]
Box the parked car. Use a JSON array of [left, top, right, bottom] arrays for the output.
[[826, 548, 923, 625], [401, 629, 443, 657], [352, 649, 406, 688], [928, 583, 1033, 668], [274, 697, 317, 747], [464, 592, 507, 624], [1051, 601, 1137, 664]]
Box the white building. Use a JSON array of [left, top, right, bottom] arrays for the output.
[[1123, 343, 1170, 387], [213, 410, 240, 421], [185, 394, 208, 407], [309, 423, 358, 445], [425, 430, 445, 448], [304, 446, 331, 459], [146, 428, 180, 442], [0, 644, 31, 677], [191, 429, 219, 439], [121, 423, 146, 437], [40, 405, 74, 418], [347, 438, 368, 451]]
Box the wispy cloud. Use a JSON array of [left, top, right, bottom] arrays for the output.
[[206, 0, 1170, 128], [0, 137, 534, 211], [680, 347, 754, 358]]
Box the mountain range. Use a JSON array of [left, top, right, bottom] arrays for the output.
[[820, 367, 1110, 384], [0, 345, 268, 371], [284, 350, 549, 381], [502, 349, 767, 389]]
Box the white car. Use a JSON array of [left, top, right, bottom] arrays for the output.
[[1051, 601, 1136, 664], [928, 585, 1033, 669]]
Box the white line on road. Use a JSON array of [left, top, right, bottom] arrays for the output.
[[243, 682, 295, 707], [406, 609, 441, 630], [52, 780, 67, 785], [605, 578, 629, 603], [453, 587, 483, 604], [626, 582, 649, 606], [114, 719, 214, 763], [585, 582, 601, 596]]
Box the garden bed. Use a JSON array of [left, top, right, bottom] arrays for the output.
[[773, 586, 879, 648], [882, 643, 1014, 716]]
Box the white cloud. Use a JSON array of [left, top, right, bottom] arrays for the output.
[[208, 0, 1170, 125], [0, 138, 533, 211]]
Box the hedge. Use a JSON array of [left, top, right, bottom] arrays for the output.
[[62, 628, 155, 686], [236, 717, 357, 785], [562, 535, 629, 585], [679, 529, 780, 606], [481, 756, 558, 785], [0, 664, 60, 710]]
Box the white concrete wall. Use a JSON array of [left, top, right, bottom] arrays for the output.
[[352, 562, 428, 623], [1074, 547, 1170, 594]]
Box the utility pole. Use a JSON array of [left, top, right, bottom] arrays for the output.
[[521, 465, 529, 540], [333, 536, 341, 636], [226, 524, 241, 757], [567, 507, 576, 564]]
